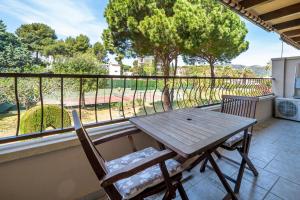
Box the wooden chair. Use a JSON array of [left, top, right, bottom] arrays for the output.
[[199, 95, 259, 193], [72, 110, 189, 200]]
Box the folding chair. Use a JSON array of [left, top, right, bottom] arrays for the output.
[[200, 95, 259, 193], [72, 110, 189, 200]]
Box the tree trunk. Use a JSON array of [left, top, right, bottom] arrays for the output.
[[173, 56, 178, 76], [35, 51, 39, 63], [162, 61, 172, 111], [170, 56, 178, 103], [153, 56, 158, 75], [209, 62, 215, 103]]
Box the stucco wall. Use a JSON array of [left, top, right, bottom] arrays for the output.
[[272, 56, 300, 98], [0, 96, 274, 200]]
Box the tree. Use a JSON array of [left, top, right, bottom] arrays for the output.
[[74, 34, 90, 53], [61, 35, 90, 56], [53, 53, 108, 107], [115, 53, 124, 75], [103, 0, 207, 110], [0, 44, 32, 69], [0, 20, 6, 32], [65, 36, 76, 56], [131, 60, 145, 75], [264, 62, 271, 77], [93, 42, 108, 63], [241, 67, 255, 78], [144, 64, 156, 75], [43, 40, 69, 60], [0, 20, 32, 69], [16, 23, 57, 61], [183, 0, 249, 80]]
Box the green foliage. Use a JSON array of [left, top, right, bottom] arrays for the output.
[[19, 105, 71, 134], [0, 20, 32, 69], [0, 44, 32, 69], [0, 20, 6, 32], [264, 62, 272, 77], [74, 34, 90, 53], [0, 65, 55, 109], [180, 65, 257, 78], [43, 40, 69, 58], [104, 0, 248, 78], [44, 35, 93, 59], [53, 53, 107, 75], [53, 53, 108, 101], [93, 42, 108, 63], [183, 0, 249, 77], [103, 0, 195, 75], [15, 23, 57, 60], [130, 62, 155, 76]]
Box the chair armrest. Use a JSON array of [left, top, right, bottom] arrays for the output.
[[101, 149, 176, 187], [92, 128, 140, 145]]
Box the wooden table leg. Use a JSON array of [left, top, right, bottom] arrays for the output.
[[207, 154, 238, 200]]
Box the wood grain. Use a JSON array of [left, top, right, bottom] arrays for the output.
[[130, 108, 256, 158]]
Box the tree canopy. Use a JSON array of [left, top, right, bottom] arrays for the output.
[[103, 0, 249, 109], [0, 20, 32, 69], [183, 0, 249, 78], [15, 23, 57, 61], [103, 0, 199, 76], [104, 0, 248, 78], [93, 42, 108, 63]]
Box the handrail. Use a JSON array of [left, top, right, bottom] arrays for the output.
[[0, 73, 273, 144], [0, 72, 273, 79]]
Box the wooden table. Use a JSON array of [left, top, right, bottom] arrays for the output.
[[130, 108, 257, 200]]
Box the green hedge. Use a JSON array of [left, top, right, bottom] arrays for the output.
[[20, 105, 71, 134]]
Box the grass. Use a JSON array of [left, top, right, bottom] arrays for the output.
[[0, 113, 19, 137]]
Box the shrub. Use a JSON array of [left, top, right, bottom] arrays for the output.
[[20, 105, 71, 134]]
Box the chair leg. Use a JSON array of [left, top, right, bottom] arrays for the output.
[[177, 182, 189, 200], [234, 130, 249, 193], [200, 158, 209, 173], [238, 150, 258, 176], [162, 191, 172, 200], [234, 157, 246, 193], [214, 150, 222, 159]]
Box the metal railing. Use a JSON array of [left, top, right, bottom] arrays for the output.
[[0, 73, 273, 144]]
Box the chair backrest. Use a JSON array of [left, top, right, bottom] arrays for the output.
[[221, 95, 259, 122], [72, 110, 107, 181]]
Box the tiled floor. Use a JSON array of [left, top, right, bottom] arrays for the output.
[[101, 118, 300, 200]]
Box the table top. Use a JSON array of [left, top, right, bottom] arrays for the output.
[[130, 108, 257, 158]]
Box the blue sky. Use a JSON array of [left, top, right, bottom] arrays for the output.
[[0, 0, 299, 66]]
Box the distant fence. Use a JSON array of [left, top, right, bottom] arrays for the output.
[[0, 73, 273, 144]]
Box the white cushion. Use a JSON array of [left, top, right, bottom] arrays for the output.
[[106, 147, 182, 199], [223, 132, 247, 147]]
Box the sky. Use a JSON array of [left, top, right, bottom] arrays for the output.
[[0, 0, 300, 67]]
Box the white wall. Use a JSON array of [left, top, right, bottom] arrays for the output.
[[108, 64, 121, 75], [272, 56, 300, 98], [0, 129, 157, 200]]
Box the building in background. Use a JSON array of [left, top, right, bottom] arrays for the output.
[[102, 63, 121, 75]]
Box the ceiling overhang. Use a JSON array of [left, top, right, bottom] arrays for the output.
[[218, 0, 300, 50]]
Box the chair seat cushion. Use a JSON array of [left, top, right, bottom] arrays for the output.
[[223, 132, 248, 147], [106, 147, 182, 199]]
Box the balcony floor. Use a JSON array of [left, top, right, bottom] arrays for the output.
[[102, 118, 300, 200]]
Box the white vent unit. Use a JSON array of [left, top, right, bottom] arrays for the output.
[[275, 98, 300, 121]]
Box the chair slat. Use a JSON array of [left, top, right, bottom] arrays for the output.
[[221, 95, 258, 133]]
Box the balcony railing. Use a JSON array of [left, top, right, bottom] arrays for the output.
[[0, 73, 273, 144]]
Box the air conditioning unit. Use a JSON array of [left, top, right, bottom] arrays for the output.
[[275, 98, 300, 121]]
